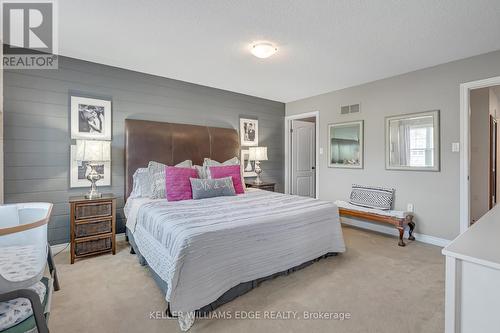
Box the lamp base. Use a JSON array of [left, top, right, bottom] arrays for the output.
[[253, 160, 263, 185], [85, 191, 102, 200], [85, 163, 103, 199]]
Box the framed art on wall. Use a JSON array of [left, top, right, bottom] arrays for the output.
[[241, 149, 257, 178], [71, 95, 112, 140], [240, 118, 258, 146], [328, 120, 364, 169], [70, 145, 111, 188]]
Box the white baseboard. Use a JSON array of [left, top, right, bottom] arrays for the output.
[[341, 218, 451, 247], [50, 232, 127, 253]]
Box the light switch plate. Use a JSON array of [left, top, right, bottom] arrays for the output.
[[452, 142, 460, 152], [319, 147, 324, 155], [407, 203, 414, 212]]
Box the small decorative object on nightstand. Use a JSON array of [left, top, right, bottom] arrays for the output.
[[249, 146, 268, 185], [245, 182, 275, 192], [69, 194, 116, 264]]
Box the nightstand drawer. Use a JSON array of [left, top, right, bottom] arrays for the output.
[[75, 218, 112, 238], [75, 201, 112, 220], [75, 235, 112, 256]]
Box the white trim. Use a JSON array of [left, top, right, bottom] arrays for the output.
[[459, 76, 500, 234], [341, 218, 451, 247], [444, 256, 461, 333], [50, 232, 126, 253], [284, 111, 320, 199]]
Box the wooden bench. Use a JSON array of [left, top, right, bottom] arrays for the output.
[[336, 202, 415, 247]]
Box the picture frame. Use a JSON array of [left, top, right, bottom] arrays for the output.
[[385, 110, 440, 171], [70, 145, 111, 188], [240, 118, 258, 146], [328, 120, 364, 169], [71, 95, 112, 140], [241, 149, 257, 178]]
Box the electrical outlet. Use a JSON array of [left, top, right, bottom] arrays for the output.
[[407, 203, 414, 212]]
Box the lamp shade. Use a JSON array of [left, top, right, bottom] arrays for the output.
[[249, 146, 268, 161], [75, 140, 111, 162]]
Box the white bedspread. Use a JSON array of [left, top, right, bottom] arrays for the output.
[[126, 189, 345, 314]]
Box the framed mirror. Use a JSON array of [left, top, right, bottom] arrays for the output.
[[328, 120, 363, 169], [385, 110, 440, 171]]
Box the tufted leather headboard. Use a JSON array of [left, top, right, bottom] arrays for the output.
[[124, 119, 240, 199]]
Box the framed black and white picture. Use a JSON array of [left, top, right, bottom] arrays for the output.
[[71, 96, 112, 140], [241, 149, 257, 178], [70, 145, 111, 188], [240, 118, 258, 146]]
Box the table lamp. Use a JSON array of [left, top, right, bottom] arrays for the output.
[[75, 140, 111, 199], [249, 146, 268, 185]]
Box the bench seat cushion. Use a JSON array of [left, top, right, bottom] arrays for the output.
[[335, 200, 410, 219]]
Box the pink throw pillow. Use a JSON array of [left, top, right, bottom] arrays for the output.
[[209, 165, 244, 194], [166, 166, 198, 201]]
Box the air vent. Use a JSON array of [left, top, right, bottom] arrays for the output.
[[340, 103, 360, 115]]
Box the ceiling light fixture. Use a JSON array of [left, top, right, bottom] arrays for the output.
[[250, 42, 278, 59]]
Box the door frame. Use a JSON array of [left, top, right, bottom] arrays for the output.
[[460, 76, 500, 233], [284, 111, 320, 199]]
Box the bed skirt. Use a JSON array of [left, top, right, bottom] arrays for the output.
[[126, 228, 338, 316]]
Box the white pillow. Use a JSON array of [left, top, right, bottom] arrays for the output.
[[148, 160, 192, 199], [130, 168, 151, 198]]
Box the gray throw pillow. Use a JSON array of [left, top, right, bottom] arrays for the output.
[[190, 177, 236, 200], [148, 160, 192, 199]]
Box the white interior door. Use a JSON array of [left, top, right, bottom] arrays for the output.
[[291, 120, 316, 197]]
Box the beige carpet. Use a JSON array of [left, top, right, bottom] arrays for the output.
[[50, 226, 445, 333]]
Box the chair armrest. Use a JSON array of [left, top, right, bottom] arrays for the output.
[[0, 289, 49, 333]]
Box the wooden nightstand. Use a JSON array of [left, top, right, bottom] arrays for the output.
[[245, 182, 276, 192], [69, 194, 116, 264]]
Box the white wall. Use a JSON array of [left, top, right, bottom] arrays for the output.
[[469, 88, 490, 223], [286, 50, 500, 240]]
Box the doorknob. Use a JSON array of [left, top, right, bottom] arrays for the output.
[[312, 166, 316, 170]]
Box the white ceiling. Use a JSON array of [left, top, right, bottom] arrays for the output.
[[59, 0, 500, 103]]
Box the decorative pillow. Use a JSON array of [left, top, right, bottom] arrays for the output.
[[190, 177, 236, 200], [166, 166, 198, 201], [203, 157, 240, 167], [148, 160, 192, 199], [349, 184, 395, 210], [193, 165, 208, 179], [209, 165, 245, 194], [130, 168, 152, 198]]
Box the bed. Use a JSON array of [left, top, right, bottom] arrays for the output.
[[123, 120, 345, 330]]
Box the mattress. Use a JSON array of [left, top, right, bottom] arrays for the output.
[[126, 189, 345, 316]]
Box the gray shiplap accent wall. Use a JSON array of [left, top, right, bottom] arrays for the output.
[[3, 56, 285, 244]]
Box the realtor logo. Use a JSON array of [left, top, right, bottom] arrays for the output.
[[2, 0, 58, 69]]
